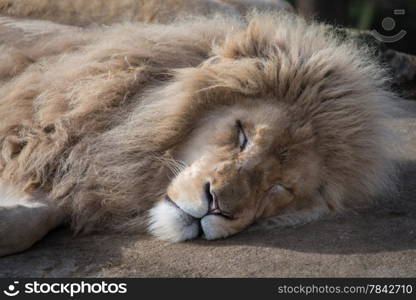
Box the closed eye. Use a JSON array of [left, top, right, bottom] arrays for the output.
[[236, 120, 248, 152], [270, 184, 293, 195]]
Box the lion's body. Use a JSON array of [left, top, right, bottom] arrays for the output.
[[0, 16, 234, 232], [0, 9, 397, 255], [0, 0, 292, 26]]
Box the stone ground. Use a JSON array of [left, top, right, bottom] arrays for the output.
[[0, 99, 415, 278]]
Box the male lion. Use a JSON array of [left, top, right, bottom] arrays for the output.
[[0, 12, 396, 256], [0, 0, 293, 26]]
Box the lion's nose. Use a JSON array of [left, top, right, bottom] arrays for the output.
[[204, 182, 214, 209], [204, 182, 221, 215]]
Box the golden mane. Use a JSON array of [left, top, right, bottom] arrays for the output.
[[0, 13, 397, 235], [0, 0, 293, 26]]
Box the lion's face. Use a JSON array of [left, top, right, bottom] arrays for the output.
[[146, 14, 394, 243], [149, 99, 322, 242]]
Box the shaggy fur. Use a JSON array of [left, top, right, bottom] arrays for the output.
[[0, 12, 397, 251], [0, 0, 292, 26]]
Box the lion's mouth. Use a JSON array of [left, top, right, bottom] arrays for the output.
[[163, 195, 197, 227], [164, 195, 180, 210], [164, 195, 233, 220], [149, 195, 238, 242]]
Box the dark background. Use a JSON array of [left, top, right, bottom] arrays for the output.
[[289, 0, 416, 55]]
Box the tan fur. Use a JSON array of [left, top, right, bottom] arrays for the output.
[[0, 13, 397, 245], [0, 0, 292, 26], [221, 0, 293, 15]]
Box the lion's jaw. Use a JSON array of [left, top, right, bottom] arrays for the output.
[[148, 101, 321, 242]]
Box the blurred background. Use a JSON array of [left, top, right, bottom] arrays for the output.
[[288, 0, 416, 55]]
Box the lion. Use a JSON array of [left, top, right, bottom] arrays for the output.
[[0, 0, 293, 26], [0, 12, 397, 256]]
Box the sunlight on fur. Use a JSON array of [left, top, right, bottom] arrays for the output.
[[0, 11, 398, 253]]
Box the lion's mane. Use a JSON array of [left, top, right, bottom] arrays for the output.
[[0, 0, 292, 26], [0, 13, 397, 233]]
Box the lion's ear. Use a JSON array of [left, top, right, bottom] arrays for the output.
[[201, 56, 221, 67], [176, 58, 266, 100], [270, 184, 289, 196], [218, 16, 277, 60]]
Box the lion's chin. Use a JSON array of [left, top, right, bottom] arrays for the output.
[[200, 215, 237, 240], [148, 200, 238, 242]]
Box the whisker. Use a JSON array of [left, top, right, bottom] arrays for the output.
[[152, 154, 188, 179]]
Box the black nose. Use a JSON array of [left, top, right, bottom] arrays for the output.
[[204, 182, 222, 214], [204, 182, 214, 207]]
